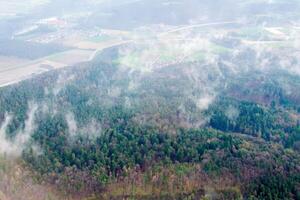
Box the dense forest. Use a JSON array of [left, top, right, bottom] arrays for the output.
[[0, 53, 299, 199]]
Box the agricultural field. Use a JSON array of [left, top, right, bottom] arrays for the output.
[[115, 29, 232, 71], [0, 62, 45, 87], [46, 49, 94, 65], [0, 28, 131, 87], [0, 49, 96, 87], [73, 39, 127, 50], [67, 30, 131, 50], [0, 56, 30, 71]]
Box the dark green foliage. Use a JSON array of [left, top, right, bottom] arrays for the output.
[[209, 98, 300, 145], [282, 127, 300, 150], [0, 60, 299, 199], [24, 119, 239, 181], [210, 100, 274, 140], [245, 173, 300, 200], [0, 78, 47, 136]]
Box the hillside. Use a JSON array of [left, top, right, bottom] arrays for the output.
[[0, 52, 299, 199], [0, 0, 299, 199]]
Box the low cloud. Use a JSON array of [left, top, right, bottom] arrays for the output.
[[0, 103, 38, 157], [195, 95, 215, 111], [66, 112, 78, 137], [225, 105, 240, 121]]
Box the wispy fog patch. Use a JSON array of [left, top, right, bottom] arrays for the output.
[[53, 71, 76, 96], [195, 95, 215, 111], [65, 112, 103, 140], [127, 79, 140, 91], [79, 119, 103, 139], [124, 97, 132, 108], [108, 86, 121, 98], [117, 34, 218, 74], [0, 114, 13, 155], [225, 105, 240, 121], [0, 103, 38, 157], [66, 112, 78, 137]]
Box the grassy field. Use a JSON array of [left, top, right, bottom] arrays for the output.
[[116, 39, 230, 70], [74, 40, 125, 50], [47, 49, 93, 65], [88, 35, 113, 43], [0, 49, 94, 87], [0, 56, 30, 72], [236, 27, 269, 40]]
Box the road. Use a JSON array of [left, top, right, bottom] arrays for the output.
[[0, 21, 239, 88], [158, 21, 240, 37]]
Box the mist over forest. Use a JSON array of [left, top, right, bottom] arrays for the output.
[[0, 0, 299, 199]]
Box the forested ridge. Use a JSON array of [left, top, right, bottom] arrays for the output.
[[0, 58, 299, 199]]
